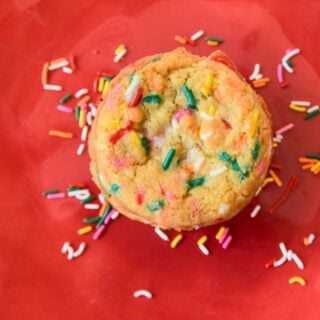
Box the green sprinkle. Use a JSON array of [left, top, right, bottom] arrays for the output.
[[129, 72, 135, 84], [147, 200, 165, 212], [182, 84, 197, 109], [81, 195, 94, 204], [251, 141, 261, 161], [42, 189, 59, 196], [141, 137, 149, 155], [230, 159, 241, 172], [306, 154, 320, 160], [304, 109, 320, 120], [110, 183, 120, 193], [103, 76, 113, 81], [162, 148, 176, 170], [286, 60, 293, 67], [205, 37, 224, 43], [218, 151, 233, 163], [68, 186, 83, 192], [187, 177, 205, 190], [60, 93, 72, 104], [152, 56, 161, 62], [142, 94, 161, 104], [218, 151, 248, 181], [96, 204, 112, 228], [75, 106, 80, 121], [83, 216, 101, 224]]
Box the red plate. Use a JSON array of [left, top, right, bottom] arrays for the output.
[[1, 1, 320, 319]]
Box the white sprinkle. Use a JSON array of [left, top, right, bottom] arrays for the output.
[[89, 103, 97, 117], [133, 290, 153, 299], [249, 63, 261, 81], [250, 204, 261, 218], [279, 242, 288, 257], [62, 66, 73, 74], [124, 74, 140, 102], [254, 73, 263, 80], [68, 189, 90, 197], [43, 84, 62, 91], [282, 48, 301, 73], [291, 100, 311, 107], [273, 256, 287, 267], [111, 210, 120, 220], [219, 203, 230, 215], [200, 132, 213, 140], [210, 166, 226, 177], [75, 88, 89, 99], [307, 233, 316, 245], [98, 193, 105, 204], [66, 246, 74, 260], [171, 118, 179, 130], [61, 242, 70, 254], [199, 111, 214, 121], [198, 244, 210, 255], [255, 186, 262, 197], [286, 250, 293, 261], [48, 60, 69, 70], [292, 253, 304, 270], [77, 143, 86, 156], [307, 105, 320, 113], [86, 111, 93, 126], [193, 157, 205, 171], [73, 242, 86, 258], [193, 225, 200, 230], [114, 48, 127, 63], [155, 227, 169, 241], [190, 29, 205, 41], [81, 125, 89, 141], [84, 203, 100, 210]]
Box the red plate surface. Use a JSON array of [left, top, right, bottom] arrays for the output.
[[1, 1, 320, 319]]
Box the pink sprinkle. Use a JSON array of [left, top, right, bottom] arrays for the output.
[[218, 227, 229, 244], [80, 103, 88, 110], [93, 224, 106, 240], [173, 109, 192, 121], [104, 209, 116, 225], [57, 105, 73, 113], [277, 64, 284, 84], [222, 235, 233, 249], [165, 191, 174, 201], [275, 123, 294, 135], [46, 192, 65, 199]]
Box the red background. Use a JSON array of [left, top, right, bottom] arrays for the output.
[[1, 0, 320, 319]]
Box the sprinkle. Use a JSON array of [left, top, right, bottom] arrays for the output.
[[311, 161, 320, 174], [206, 40, 219, 47], [81, 125, 89, 141], [170, 234, 183, 248], [111, 210, 120, 220], [251, 141, 261, 161], [42, 189, 59, 196], [307, 105, 320, 113], [46, 192, 65, 199], [197, 235, 208, 246], [304, 109, 320, 120], [269, 169, 283, 187], [76, 143, 85, 156], [48, 60, 69, 70], [72, 242, 86, 258], [75, 88, 89, 99], [140, 137, 149, 155], [279, 242, 288, 257], [98, 193, 105, 204], [193, 156, 205, 171], [66, 246, 74, 260], [43, 84, 63, 91], [109, 121, 134, 144], [287, 250, 293, 261], [275, 123, 294, 135], [182, 84, 197, 109], [289, 276, 306, 286], [77, 225, 93, 235], [289, 104, 307, 112], [61, 242, 70, 254], [110, 183, 120, 193], [198, 244, 210, 255], [263, 177, 274, 187], [62, 67, 73, 74], [201, 73, 214, 96], [76, 95, 91, 107], [125, 74, 141, 102], [249, 64, 261, 81], [115, 44, 125, 55], [210, 166, 227, 177], [174, 35, 187, 44], [265, 258, 277, 269], [250, 204, 261, 218], [57, 105, 73, 113], [133, 290, 153, 299], [282, 48, 301, 73], [129, 87, 143, 107], [93, 224, 106, 240], [218, 227, 229, 244], [83, 204, 99, 211], [252, 77, 270, 85], [68, 188, 90, 198], [142, 94, 161, 104], [292, 253, 304, 270], [60, 93, 72, 103], [190, 30, 205, 41], [222, 235, 232, 249], [304, 233, 315, 246], [69, 55, 77, 70], [249, 110, 259, 137], [97, 204, 112, 226], [114, 48, 127, 63], [155, 227, 169, 241], [290, 100, 311, 107], [147, 200, 165, 212], [81, 195, 94, 204], [199, 111, 214, 121], [215, 226, 225, 240], [83, 216, 101, 224], [277, 64, 284, 84], [298, 157, 318, 164], [187, 177, 205, 190], [162, 148, 176, 170], [42, 62, 49, 85], [273, 256, 287, 267], [205, 36, 224, 43], [49, 130, 74, 139]]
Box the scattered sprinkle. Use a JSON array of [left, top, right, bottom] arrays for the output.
[[289, 276, 306, 286], [114, 48, 127, 63], [46, 192, 66, 199], [249, 63, 261, 81], [290, 100, 311, 107], [222, 235, 232, 249], [133, 290, 153, 299], [198, 244, 210, 255], [190, 30, 205, 41], [155, 227, 169, 241], [275, 123, 294, 135], [269, 169, 283, 187], [170, 234, 183, 248], [282, 48, 301, 73], [43, 84, 63, 91], [77, 143, 86, 156], [77, 225, 93, 235], [250, 204, 261, 218], [75, 88, 89, 99]]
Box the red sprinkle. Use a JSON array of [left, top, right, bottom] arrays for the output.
[[280, 81, 289, 88], [136, 193, 144, 205], [69, 55, 76, 70], [211, 55, 236, 71], [265, 258, 276, 269], [186, 38, 196, 46], [129, 87, 143, 107], [270, 162, 282, 170], [109, 121, 134, 144], [222, 118, 232, 130]]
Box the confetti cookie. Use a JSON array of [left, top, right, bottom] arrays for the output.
[[89, 48, 272, 230]]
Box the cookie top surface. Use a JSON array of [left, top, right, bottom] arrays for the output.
[[89, 48, 272, 230]]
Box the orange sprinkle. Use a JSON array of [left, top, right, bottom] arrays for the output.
[[41, 62, 49, 85], [302, 163, 314, 170], [298, 157, 317, 164], [206, 40, 219, 47], [49, 57, 67, 65], [311, 161, 320, 174], [303, 237, 309, 246], [174, 35, 187, 44], [252, 77, 270, 85], [98, 203, 108, 217], [269, 169, 283, 187], [77, 95, 91, 107], [49, 130, 74, 139], [253, 82, 268, 89]]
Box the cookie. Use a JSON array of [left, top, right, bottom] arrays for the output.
[[89, 48, 272, 230]]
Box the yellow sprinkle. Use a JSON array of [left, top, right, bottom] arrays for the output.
[[206, 40, 219, 47], [79, 109, 86, 128], [170, 234, 183, 248], [208, 104, 217, 116], [98, 77, 106, 93], [49, 130, 74, 139], [272, 142, 278, 148], [77, 225, 93, 235], [131, 131, 141, 148], [115, 44, 125, 55], [262, 177, 274, 187], [215, 227, 225, 240], [201, 72, 215, 97], [107, 119, 121, 129], [289, 104, 307, 112], [289, 276, 306, 286], [102, 80, 110, 94], [249, 110, 259, 138], [310, 161, 320, 173], [197, 235, 208, 245]]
